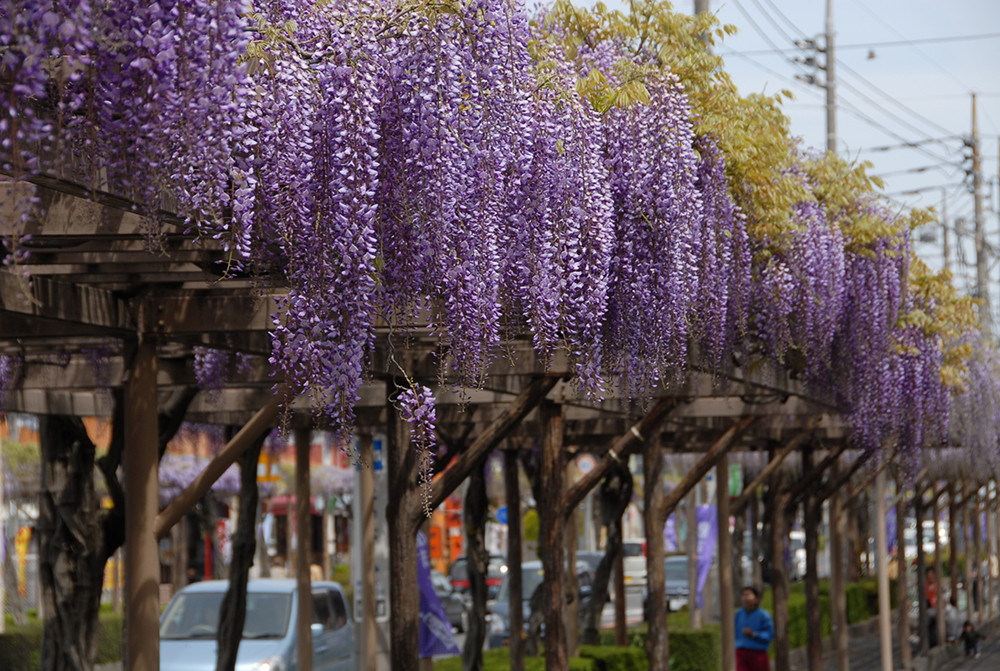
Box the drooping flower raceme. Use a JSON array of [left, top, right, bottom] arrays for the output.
[[397, 384, 437, 516]]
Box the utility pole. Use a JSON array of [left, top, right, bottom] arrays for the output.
[[825, 0, 836, 154], [941, 187, 950, 273], [972, 93, 990, 336]]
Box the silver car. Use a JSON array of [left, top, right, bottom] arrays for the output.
[[159, 579, 353, 671]]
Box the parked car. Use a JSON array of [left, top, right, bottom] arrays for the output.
[[486, 560, 592, 649], [789, 531, 806, 581], [574, 551, 606, 582], [642, 555, 690, 617], [622, 538, 646, 586], [431, 569, 471, 632], [448, 554, 507, 599], [160, 578, 353, 671]]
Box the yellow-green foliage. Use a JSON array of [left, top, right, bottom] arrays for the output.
[[539, 0, 808, 240], [903, 258, 977, 388]]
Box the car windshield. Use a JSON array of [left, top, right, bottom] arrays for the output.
[[496, 566, 546, 603], [665, 559, 687, 582], [160, 591, 293, 640]]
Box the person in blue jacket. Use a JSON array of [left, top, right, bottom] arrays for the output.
[[734, 585, 774, 671]]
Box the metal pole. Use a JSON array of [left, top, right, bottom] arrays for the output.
[[124, 338, 159, 671], [973, 93, 991, 335], [717, 454, 735, 671], [874, 470, 893, 671], [825, 0, 837, 154], [941, 188, 950, 273]]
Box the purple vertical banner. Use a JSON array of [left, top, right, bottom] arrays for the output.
[[417, 531, 459, 658], [887, 506, 897, 554], [696, 504, 717, 608], [664, 514, 678, 553]]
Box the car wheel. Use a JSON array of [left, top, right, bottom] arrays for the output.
[[459, 608, 469, 633]]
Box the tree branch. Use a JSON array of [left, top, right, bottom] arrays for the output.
[[563, 396, 679, 518], [653, 416, 757, 522], [427, 376, 559, 511]]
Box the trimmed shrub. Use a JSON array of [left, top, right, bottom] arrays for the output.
[[433, 648, 595, 671], [0, 619, 43, 671], [0, 613, 123, 671], [596, 626, 721, 671], [579, 644, 647, 671], [669, 628, 721, 671]]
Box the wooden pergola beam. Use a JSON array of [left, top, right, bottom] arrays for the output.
[[562, 396, 679, 516], [154, 385, 290, 539], [427, 375, 559, 511]]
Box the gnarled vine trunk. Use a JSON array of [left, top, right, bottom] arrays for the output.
[[38, 416, 106, 671], [37, 387, 197, 671], [580, 463, 632, 645], [216, 433, 265, 671], [461, 462, 489, 671]]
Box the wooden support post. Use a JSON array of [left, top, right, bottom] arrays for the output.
[[973, 488, 983, 625], [717, 453, 735, 671], [295, 427, 313, 671], [896, 478, 911, 670], [124, 339, 159, 671], [964, 489, 974, 624], [644, 437, 669, 670], [803, 446, 822, 670], [933, 485, 946, 647], [874, 470, 893, 671], [359, 434, 376, 671], [387, 396, 421, 671], [614, 541, 626, 646], [915, 486, 928, 655], [565, 459, 579, 659], [949, 484, 959, 619], [539, 403, 567, 671], [770, 486, 790, 671], [830, 462, 849, 671], [687, 492, 700, 629], [504, 448, 524, 671]]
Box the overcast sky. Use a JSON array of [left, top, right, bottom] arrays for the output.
[[593, 0, 1000, 301]]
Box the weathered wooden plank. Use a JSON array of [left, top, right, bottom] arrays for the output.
[[0, 272, 133, 332]]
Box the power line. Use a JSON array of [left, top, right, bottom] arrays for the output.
[[860, 138, 959, 153], [726, 0, 965, 166], [758, 0, 807, 40], [847, 0, 974, 92], [836, 60, 956, 139], [872, 164, 962, 179], [730, 0, 805, 67], [735, 32, 1000, 56], [748, 0, 800, 45]]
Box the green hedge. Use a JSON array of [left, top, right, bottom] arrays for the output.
[[433, 649, 595, 671], [0, 612, 123, 671], [578, 644, 647, 671], [597, 626, 721, 671]]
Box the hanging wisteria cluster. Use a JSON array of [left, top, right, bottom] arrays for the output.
[[0, 0, 988, 461], [397, 383, 437, 515]]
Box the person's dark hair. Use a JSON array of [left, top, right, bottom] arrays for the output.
[[741, 585, 760, 598]]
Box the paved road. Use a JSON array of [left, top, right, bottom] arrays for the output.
[[937, 636, 1000, 670]]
